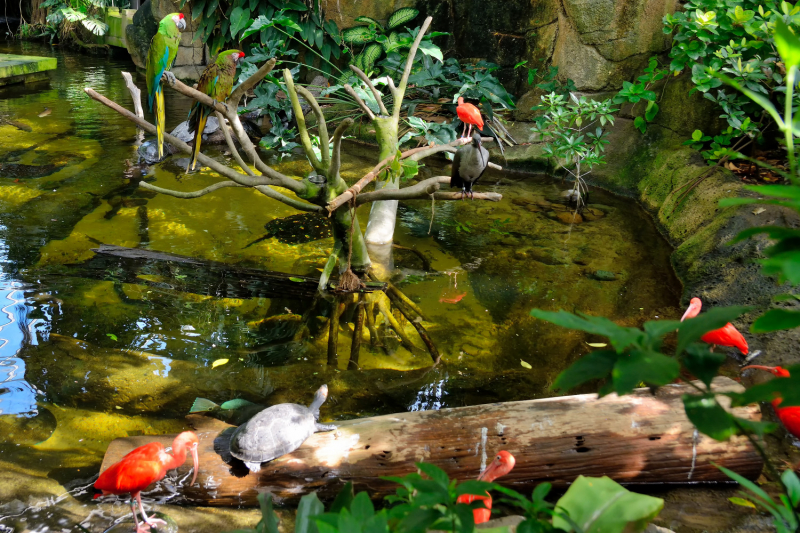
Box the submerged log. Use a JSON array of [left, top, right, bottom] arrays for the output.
[[100, 377, 762, 507]]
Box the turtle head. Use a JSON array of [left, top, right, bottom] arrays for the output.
[[471, 132, 482, 148], [309, 384, 329, 418]]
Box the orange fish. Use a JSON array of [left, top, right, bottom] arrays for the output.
[[439, 291, 466, 304]]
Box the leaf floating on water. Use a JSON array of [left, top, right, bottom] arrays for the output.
[[106, 333, 118, 341], [728, 497, 756, 509], [586, 342, 608, 348], [289, 277, 305, 282], [520, 360, 532, 369], [752, 207, 766, 215], [211, 358, 229, 369], [115, 406, 122, 409]]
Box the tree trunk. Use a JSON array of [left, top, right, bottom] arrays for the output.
[[364, 116, 400, 249]]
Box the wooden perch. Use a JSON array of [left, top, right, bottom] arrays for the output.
[[121, 72, 143, 119], [100, 377, 762, 507]]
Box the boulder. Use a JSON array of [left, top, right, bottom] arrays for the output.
[[124, 0, 158, 69]]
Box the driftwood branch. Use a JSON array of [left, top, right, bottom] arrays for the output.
[[296, 85, 330, 167], [393, 17, 433, 123], [343, 84, 376, 121], [254, 185, 322, 212], [434, 145, 504, 171], [283, 69, 324, 173], [349, 65, 389, 116], [215, 110, 256, 177], [326, 137, 474, 213], [139, 180, 245, 198], [121, 72, 143, 119], [229, 58, 277, 107], [355, 176, 502, 204]]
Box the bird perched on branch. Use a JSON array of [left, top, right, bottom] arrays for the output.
[[451, 132, 489, 199], [456, 97, 483, 139], [94, 431, 199, 533], [680, 297, 749, 355], [146, 13, 186, 160], [741, 365, 800, 441], [186, 50, 245, 172], [456, 450, 516, 524]]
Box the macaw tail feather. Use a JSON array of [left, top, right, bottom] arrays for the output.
[[156, 88, 165, 159], [188, 110, 208, 172]]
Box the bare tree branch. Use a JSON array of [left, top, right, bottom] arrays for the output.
[[329, 118, 354, 185], [386, 77, 398, 100], [140, 180, 245, 198], [349, 64, 389, 116], [343, 84, 375, 120], [295, 85, 330, 167], [121, 72, 143, 119], [215, 110, 256, 177], [254, 185, 323, 212], [432, 144, 504, 170], [326, 137, 473, 212], [229, 58, 277, 107], [392, 16, 433, 123], [283, 69, 324, 173], [356, 176, 502, 204]]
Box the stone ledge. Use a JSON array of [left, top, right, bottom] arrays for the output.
[[0, 54, 57, 86]]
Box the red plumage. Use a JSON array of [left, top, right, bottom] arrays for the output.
[[456, 450, 515, 524], [742, 366, 800, 440], [457, 97, 483, 130], [680, 297, 748, 355], [95, 432, 199, 533]]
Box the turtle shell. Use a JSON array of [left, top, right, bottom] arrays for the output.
[[229, 403, 316, 464]]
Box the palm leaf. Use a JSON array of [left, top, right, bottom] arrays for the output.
[[387, 7, 418, 29], [341, 26, 376, 44]]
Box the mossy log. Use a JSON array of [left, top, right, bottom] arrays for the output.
[[99, 377, 762, 507]]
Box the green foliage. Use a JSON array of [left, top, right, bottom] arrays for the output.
[[405, 58, 515, 111], [340, 8, 420, 74], [40, 0, 109, 37], [226, 464, 664, 533], [662, 0, 800, 163], [400, 116, 458, 146], [611, 57, 667, 133], [531, 93, 616, 206], [717, 464, 800, 532]]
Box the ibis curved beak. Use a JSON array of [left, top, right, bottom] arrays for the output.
[[741, 365, 776, 372], [190, 443, 199, 485]]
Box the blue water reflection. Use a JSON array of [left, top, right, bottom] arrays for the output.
[[0, 285, 40, 417]]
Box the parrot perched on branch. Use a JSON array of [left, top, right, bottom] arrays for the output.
[[146, 12, 186, 159], [186, 50, 245, 172]]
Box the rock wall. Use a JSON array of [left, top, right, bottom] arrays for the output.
[[124, 0, 207, 80]]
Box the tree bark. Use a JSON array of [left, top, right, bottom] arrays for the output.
[[99, 377, 763, 507]]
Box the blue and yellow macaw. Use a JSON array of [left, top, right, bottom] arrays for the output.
[[186, 50, 245, 172], [145, 12, 186, 159]]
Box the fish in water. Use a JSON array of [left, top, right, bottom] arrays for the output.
[[189, 397, 266, 425], [439, 270, 466, 303], [38, 108, 51, 117], [244, 213, 332, 247]]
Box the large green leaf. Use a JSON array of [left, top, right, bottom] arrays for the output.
[[612, 349, 680, 394], [681, 344, 726, 388], [257, 493, 280, 533], [355, 16, 383, 31], [683, 393, 737, 441], [675, 305, 750, 356], [361, 43, 383, 72], [530, 309, 643, 352], [751, 308, 800, 333], [774, 19, 800, 70], [296, 492, 324, 533], [417, 41, 443, 62], [329, 482, 354, 513], [552, 476, 663, 532], [387, 7, 419, 29], [341, 26, 376, 44], [229, 6, 251, 38], [552, 350, 617, 391], [190, 0, 206, 20]]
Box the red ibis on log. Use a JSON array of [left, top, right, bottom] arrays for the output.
[[98, 377, 762, 507]]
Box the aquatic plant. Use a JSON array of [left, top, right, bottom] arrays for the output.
[[226, 463, 663, 533]]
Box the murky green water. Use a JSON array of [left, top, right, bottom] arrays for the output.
[[0, 41, 681, 531]]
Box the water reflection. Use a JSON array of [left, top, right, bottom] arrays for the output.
[[0, 284, 39, 417]]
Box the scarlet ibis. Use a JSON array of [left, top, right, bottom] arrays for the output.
[[456, 450, 516, 524], [456, 97, 484, 139], [741, 366, 800, 440], [680, 297, 749, 355], [95, 431, 199, 533], [450, 133, 489, 199]]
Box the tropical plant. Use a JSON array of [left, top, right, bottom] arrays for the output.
[[340, 8, 420, 74], [611, 56, 668, 133], [531, 93, 617, 207], [224, 462, 664, 533], [662, 0, 800, 164], [400, 116, 458, 147], [40, 0, 109, 37]]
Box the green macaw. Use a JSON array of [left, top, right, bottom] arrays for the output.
[[186, 50, 245, 172], [146, 12, 186, 159]]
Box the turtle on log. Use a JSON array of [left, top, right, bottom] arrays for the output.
[[229, 384, 335, 473]]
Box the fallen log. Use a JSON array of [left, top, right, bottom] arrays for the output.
[[100, 377, 762, 507]]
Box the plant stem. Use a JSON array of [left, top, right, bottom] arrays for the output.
[[784, 66, 797, 181]]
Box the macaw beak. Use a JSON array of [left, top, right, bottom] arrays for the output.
[[176, 17, 186, 31], [190, 443, 199, 485]]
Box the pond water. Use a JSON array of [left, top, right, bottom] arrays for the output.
[[0, 41, 682, 531]]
